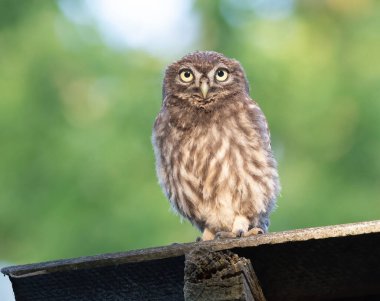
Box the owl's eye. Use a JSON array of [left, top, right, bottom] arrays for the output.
[[179, 70, 194, 82], [215, 68, 229, 82]]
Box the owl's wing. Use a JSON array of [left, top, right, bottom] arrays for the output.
[[261, 111, 272, 151], [247, 98, 272, 151]]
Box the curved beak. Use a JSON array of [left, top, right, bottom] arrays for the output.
[[200, 81, 209, 99]]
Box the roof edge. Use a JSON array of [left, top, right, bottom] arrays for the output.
[[2, 220, 380, 278]]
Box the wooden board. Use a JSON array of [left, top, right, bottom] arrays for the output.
[[2, 220, 380, 300]]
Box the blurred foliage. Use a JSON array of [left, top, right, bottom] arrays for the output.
[[0, 0, 380, 263]]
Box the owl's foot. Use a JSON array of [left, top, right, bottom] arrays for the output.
[[215, 231, 237, 239], [202, 228, 215, 241], [243, 227, 264, 237]]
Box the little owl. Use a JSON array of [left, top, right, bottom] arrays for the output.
[[152, 51, 280, 241]]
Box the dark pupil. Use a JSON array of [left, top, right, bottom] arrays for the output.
[[184, 71, 191, 78], [218, 70, 225, 77]]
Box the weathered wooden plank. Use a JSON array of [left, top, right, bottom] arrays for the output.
[[2, 220, 380, 300], [241, 259, 266, 301], [184, 248, 266, 301], [2, 220, 380, 278]]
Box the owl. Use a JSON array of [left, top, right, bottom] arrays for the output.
[[152, 51, 280, 241]]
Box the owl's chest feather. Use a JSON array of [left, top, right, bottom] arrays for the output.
[[181, 116, 259, 169], [176, 112, 266, 186]]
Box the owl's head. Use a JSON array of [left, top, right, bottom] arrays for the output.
[[163, 51, 249, 108]]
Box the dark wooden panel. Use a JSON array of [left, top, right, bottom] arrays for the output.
[[236, 233, 380, 301], [10, 256, 185, 301]]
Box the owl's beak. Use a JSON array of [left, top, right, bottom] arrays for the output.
[[200, 81, 209, 99]]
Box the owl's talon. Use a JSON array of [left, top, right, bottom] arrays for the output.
[[236, 229, 244, 237], [215, 231, 237, 239], [244, 227, 264, 237]]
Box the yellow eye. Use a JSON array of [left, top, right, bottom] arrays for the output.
[[179, 70, 194, 82], [215, 68, 229, 82]]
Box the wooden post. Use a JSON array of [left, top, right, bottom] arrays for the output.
[[184, 247, 266, 301]]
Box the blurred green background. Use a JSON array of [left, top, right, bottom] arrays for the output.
[[1, 0, 380, 264]]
